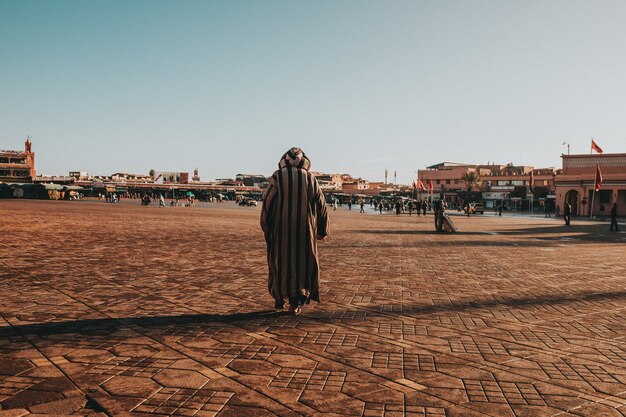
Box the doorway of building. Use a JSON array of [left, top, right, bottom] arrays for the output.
[[565, 190, 579, 216]]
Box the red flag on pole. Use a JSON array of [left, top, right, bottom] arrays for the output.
[[595, 165, 603, 191], [529, 170, 535, 193], [417, 179, 427, 191], [591, 139, 603, 154], [428, 179, 434, 194]]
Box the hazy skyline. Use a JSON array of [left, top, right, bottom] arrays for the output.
[[2, 0, 626, 183]]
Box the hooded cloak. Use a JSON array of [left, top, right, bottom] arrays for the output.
[[260, 147, 329, 303]]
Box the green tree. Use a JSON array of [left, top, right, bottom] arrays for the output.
[[461, 171, 482, 204]]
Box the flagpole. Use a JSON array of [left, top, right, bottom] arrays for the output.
[[590, 189, 596, 220], [590, 166, 597, 220]]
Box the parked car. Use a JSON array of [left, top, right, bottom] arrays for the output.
[[239, 198, 258, 207], [465, 202, 485, 214], [472, 203, 485, 214]]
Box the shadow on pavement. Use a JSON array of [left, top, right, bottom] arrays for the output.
[[353, 222, 624, 243], [0, 309, 278, 338], [353, 230, 487, 236], [3, 291, 626, 339]]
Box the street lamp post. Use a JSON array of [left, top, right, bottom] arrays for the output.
[[562, 141, 570, 155]]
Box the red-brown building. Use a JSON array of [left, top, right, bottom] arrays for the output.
[[418, 162, 556, 208], [555, 153, 626, 217], [0, 139, 36, 183], [417, 162, 479, 199]]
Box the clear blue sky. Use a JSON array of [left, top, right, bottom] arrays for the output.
[[2, 0, 626, 183]]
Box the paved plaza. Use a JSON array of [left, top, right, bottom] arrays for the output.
[[1, 200, 625, 417]]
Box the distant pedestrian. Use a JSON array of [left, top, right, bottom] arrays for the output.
[[360, 200, 365, 213], [395, 201, 401, 215], [348, 200, 352, 210], [563, 202, 571, 226], [610, 203, 619, 231], [599, 203, 606, 221], [261, 147, 329, 316], [159, 194, 165, 207], [433, 199, 444, 232], [378, 201, 383, 214]]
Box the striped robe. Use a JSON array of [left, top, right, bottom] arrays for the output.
[[260, 149, 329, 303]]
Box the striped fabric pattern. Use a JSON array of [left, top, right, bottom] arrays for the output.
[[261, 148, 329, 304]]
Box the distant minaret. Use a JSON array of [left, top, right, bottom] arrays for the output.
[[394, 171, 397, 185], [384, 169, 388, 184], [24, 136, 35, 178]]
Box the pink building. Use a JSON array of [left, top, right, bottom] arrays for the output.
[[417, 162, 478, 200], [555, 153, 626, 217]]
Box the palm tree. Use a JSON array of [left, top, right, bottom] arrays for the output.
[[461, 171, 482, 206]]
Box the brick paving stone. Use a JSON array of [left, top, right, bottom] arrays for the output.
[[1, 199, 625, 416]]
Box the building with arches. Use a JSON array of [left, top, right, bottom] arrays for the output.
[[0, 138, 36, 183], [555, 153, 626, 217]]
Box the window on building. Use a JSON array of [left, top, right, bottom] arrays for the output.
[[436, 180, 440, 184], [446, 179, 451, 184], [599, 190, 611, 204]]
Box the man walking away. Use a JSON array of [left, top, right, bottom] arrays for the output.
[[610, 203, 619, 231], [261, 147, 329, 315], [563, 202, 571, 226]]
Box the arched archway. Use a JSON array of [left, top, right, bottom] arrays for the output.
[[565, 190, 579, 216]]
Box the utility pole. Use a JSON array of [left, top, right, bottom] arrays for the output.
[[562, 141, 570, 155]]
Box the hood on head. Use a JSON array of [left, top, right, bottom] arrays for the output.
[[279, 147, 311, 171]]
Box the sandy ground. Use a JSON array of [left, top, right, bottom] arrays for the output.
[[1, 199, 625, 416]]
